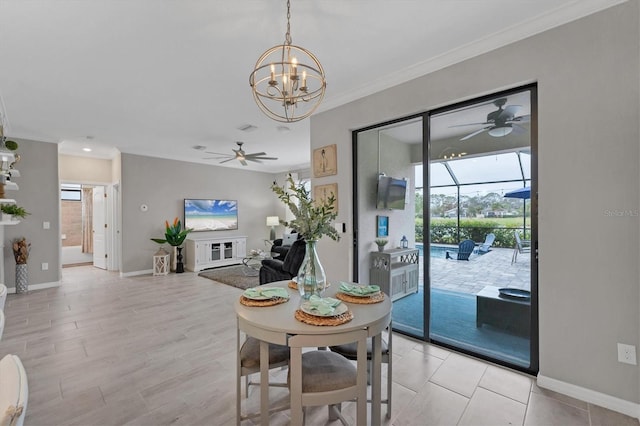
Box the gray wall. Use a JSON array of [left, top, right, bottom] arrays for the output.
[[356, 130, 416, 285], [311, 1, 639, 405], [4, 139, 60, 288], [120, 154, 280, 273]]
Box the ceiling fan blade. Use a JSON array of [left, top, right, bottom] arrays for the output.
[[219, 158, 236, 164], [508, 114, 530, 123], [240, 159, 248, 166], [244, 151, 267, 157], [245, 154, 278, 160], [460, 126, 491, 141], [245, 158, 263, 163], [204, 151, 232, 156], [449, 122, 490, 128], [203, 156, 231, 160]]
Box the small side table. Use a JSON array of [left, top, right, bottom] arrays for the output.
[[476, 286, 530, 335], [242, 250, 270, 276]]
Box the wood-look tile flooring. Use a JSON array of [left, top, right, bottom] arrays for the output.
[[0, 266, 636, 426]]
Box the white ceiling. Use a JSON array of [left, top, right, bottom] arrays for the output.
[[0, 0, 624, 172]]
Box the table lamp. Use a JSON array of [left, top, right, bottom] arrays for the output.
[[266, 216, 279, 240]]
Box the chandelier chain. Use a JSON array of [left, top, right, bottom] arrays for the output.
[[285, 0, 292, 45]]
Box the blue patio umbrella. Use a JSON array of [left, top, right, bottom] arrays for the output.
[[503, 186, 531, 199]]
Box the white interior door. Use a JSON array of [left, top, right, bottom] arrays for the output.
[[93, 186, 107, 269]]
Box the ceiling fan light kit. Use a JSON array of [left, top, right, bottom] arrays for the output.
[[453, 98, 529, 141], [249, 0, 326, 123]]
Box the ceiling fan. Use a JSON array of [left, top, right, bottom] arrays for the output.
[[203, 141, 278, 166], [451, 98, 530, 141]]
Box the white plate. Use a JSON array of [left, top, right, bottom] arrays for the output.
[[300, 301, 348, 317]]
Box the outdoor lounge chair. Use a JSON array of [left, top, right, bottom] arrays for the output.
[[512, 231, 531, 264], [478, 233, 495, 253], [446, 239, 475, 261]]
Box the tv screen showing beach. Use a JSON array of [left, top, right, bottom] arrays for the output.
[[184, 199, 238, 231]]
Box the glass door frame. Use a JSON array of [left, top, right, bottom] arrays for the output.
[[351, 83, 538, 375]]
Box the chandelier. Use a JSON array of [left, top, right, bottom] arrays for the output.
[[249, 0, 326, 123]]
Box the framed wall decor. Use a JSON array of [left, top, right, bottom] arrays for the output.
[[376, 215, 389, 238], [314, 183, 338, 213], [313, 144, 337, 177]]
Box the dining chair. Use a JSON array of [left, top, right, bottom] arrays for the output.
[[288, 328, 368, 425], [236, 335, 289, 423], [512, 231, 531, 264], [329, 322, 392, 419], [0, 309, 5, 341], [0, 283, 7, 311], [0, 354, 28, 426]]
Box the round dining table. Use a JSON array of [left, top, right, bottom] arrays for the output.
[[234, 281, 392, 426]]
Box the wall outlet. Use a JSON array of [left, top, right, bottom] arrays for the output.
[[617, 343, 637, 365], [41, 262, 48, 271]]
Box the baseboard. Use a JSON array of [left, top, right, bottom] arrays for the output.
[[537, 374, 640, 419], [7, 281, 60, 293]]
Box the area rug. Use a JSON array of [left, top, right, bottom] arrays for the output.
[[392, 288, 530, 367], [198, 265, 259, 290]]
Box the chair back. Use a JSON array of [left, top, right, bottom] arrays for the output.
[[0, 310, 4, 342], [282, 239, 306, 276], [0, 355, 28, 426], [479, 233, 495, 252], [514, 231, 523, 249], [0, 284, 7, 311], [457, 239, 475, 260]]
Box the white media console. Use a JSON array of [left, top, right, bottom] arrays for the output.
[[185, 236, 247, 272]]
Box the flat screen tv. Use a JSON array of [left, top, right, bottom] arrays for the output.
[[376, 175, 407, 210], [184, 199, 238, 232]]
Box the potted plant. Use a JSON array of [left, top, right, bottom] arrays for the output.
[[151, 217, 192, 273], [271, 174, 339, 299], [375, 238, 388, 252], [1, 204, 29, 221]]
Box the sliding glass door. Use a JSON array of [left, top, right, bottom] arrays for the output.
[[353, 85, 538, 373]]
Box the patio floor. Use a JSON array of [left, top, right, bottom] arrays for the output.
[[422, 246, 531, 295]]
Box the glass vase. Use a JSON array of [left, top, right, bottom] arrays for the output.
[[297, 240, 326, 300]]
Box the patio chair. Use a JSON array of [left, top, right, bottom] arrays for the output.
[[512, 231, 531, 264], [446, 239, 475, 261], [477, 233, 495, 253]]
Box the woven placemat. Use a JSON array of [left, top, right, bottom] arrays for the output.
[[336, 292, 385, 304], [294, 309, 354, 326], [239, 296, 289, 307]]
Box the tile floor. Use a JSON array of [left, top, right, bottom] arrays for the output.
[[0, 265, 636, 426]]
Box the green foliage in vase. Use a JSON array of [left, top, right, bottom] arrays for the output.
[[151, 217, 192, 246], [375, 238, 388, 247], [271, 174, 339, 242]]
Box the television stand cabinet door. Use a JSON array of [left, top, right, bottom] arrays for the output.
[[185, 236, 247, 272]]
